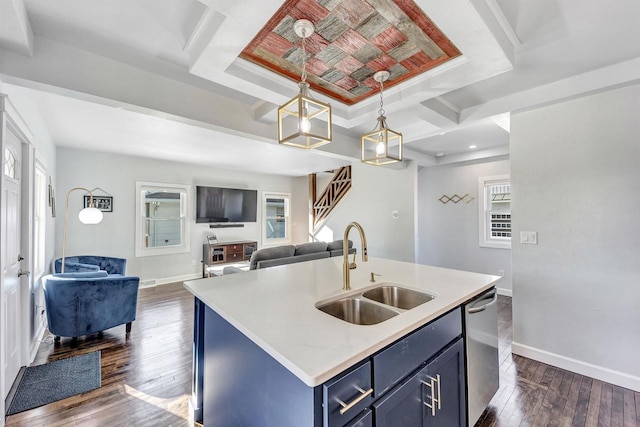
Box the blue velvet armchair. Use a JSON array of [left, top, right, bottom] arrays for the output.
[[54, 255, 127, 276], [43, 264, 139, 341]]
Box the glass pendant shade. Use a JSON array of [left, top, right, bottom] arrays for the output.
[[78, 206, 103, 224], [278, 82, 332, 149], [361, 116, 403, 165]]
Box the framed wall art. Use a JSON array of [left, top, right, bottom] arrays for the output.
[[84, 195, 113, 212]]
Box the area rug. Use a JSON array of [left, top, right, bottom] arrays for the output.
[[6, 351, 101, 415]]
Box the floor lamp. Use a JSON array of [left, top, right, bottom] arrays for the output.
[[61, 187, 104, 273]]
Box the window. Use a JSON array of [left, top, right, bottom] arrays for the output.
[[478, 175, 511, 249], [4, 147, 17, 179], [135, 182, 191, 257], [33, 164, 47, 276], [262, 192, 290, 245]]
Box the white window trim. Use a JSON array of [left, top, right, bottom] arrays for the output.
[[478, 174, 511, 249], [135, 181, 191, 257], [262, 191, 291, 246], [33, 161, 47, 278]]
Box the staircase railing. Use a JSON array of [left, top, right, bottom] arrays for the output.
[[311, 165, 352, 232]]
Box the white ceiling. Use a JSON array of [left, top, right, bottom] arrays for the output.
[[1, 0, 639, 174], [24, 87, 349, 176]]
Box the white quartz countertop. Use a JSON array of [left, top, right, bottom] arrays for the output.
[[183, 256, 500, 387]]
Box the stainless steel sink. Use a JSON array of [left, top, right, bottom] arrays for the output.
[[362, 285, 435, 310], [317, 297, 399, 325]]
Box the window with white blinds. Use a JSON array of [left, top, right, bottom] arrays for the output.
[[479, 175, 511, 249], [262, 192, 291, 245]]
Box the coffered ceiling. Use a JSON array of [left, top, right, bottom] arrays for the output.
[[240, 0, 460, 105], [1, 0, 640, 174]]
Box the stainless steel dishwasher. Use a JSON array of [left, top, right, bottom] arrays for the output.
[[464, 287, 500, 426]]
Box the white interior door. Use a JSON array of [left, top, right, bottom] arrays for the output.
[[2, 129, 23, 398]]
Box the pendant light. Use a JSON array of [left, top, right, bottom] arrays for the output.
[[361, 71, 403, 165], [277, 19, 332, 149]]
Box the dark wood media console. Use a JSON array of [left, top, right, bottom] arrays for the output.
[[202, 240, 257, 277]]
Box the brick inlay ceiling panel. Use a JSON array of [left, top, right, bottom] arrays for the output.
[[240, 0, 461, 105]]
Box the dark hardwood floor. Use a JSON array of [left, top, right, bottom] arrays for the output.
[[6, 285, 639, 426], [6, 283, 194, 427], [476, 296, 639, 427]]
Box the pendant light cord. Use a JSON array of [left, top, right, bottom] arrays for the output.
[[378, 79, 385, 117], [300, 30, 308, 83]]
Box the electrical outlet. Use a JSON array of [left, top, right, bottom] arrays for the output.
[[520, 231, 538, 245], [191, 259, 196, 266], [498, 270, 504, 277]]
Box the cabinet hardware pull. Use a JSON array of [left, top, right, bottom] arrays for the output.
[[421, 378, 436, 416], [337, 386, 373, 415], [421, 374, 441, 416], [434, 374, 441, 410]]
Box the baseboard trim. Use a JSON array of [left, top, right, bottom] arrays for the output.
[[29, 322, 46, 363], [140, 273, 202, 288], [497, 287, 512, 297], [512, 342, 640, 392]]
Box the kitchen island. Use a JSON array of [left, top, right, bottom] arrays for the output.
[[184, 256, 500, 426]]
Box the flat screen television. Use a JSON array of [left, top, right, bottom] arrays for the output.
[[196, 186, 257, 223]]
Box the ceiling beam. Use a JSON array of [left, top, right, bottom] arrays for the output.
[[0, 0, 33, 57], [186, 0, 514, 129], [468, 0, 517, 64], [417, 97, 460, 127], [434, 145, 509, 166], [459, 56, 640, 123], [483, 0, 521, 51], [0, 36, 363, 162], [403, 147, 437, 167]]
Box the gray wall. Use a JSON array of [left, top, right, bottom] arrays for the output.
[[416, 160, 512, 293], [56, 147, 297, 284], [511, 83, 640, 391], [311, 161, 418, 263], [291, 175, 310, 244]]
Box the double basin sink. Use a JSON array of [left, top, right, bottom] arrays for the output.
[[317, 284, 435, 325]]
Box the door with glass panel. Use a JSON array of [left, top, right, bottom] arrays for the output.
[[2, 130, 23, 398]]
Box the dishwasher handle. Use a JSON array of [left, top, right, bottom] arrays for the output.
[[467, 291, 498, 314]]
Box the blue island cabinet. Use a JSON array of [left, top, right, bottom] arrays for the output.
[[373, 339, 465, 427], [192, 298, 466, 427]]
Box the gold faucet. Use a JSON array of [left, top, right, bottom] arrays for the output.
[[343, 221, 368, 290]]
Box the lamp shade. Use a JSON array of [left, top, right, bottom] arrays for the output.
[[360, 71, 403, 166], [78, 207, 103, 224], [278, 83, 332, 149], [361, 119, 403, 166], [276, 20, 332, 149]]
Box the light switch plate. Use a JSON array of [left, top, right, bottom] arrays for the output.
[[520, 231, 538, 244]]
